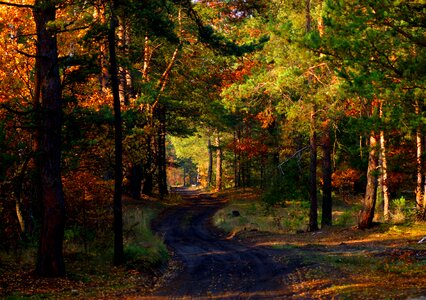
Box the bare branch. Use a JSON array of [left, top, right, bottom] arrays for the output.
[[15, 49, 38, 58]]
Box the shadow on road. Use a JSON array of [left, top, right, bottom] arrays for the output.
[[141, 187, 300, 299]]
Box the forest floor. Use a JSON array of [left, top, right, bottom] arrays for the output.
[[1, 188, 425, 299]]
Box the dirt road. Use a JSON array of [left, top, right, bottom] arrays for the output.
[[148, 188, 301, 299]]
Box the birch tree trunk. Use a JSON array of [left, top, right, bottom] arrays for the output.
[[379, 102, 390, 221]]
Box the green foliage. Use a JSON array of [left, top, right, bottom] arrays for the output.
[[122, 207, 168, 268], [390, 196, 416, 224]]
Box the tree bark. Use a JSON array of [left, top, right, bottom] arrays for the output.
[[142, 171, 153, 196], [128, 164, 142, 199], [379, 102, 390, 221], [215, 134, 222, 191], [415, 101, 423, 211], [358, 133, 379, 229], [207, 135, 213, 187], [321, 124, 332, 227], [157, 105, 168, 198], [108, 0, 124, 266], [33, 0, 65, 277], [308, 108, 318, 232]]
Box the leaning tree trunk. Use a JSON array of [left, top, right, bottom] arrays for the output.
[[108, 0, 124, 266], [321, 123, 332, 227], [33, 0, 66, 277], [358, 133, 379, 229]]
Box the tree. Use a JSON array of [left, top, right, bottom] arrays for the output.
[[32, 0, 66, 276], [322, 0, 426, 226], [107, 0, 124, 265]]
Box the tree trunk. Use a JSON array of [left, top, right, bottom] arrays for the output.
[[321, 124, 332, 227], [207, 135, 213, 187], [93, 2, 108, 93], [424, 133, 426, 219], [33, 0, 66, 277], [379, 102, 390, 221], [415, 101, 422, 211], [142, 171, 153, 196], [128, 163, 142, 200], [108, 1, 124, 266], [233, 131, 237, 187], [236, 129, 242, 187], [157, 105, 168, 198], [215, 134, 222, 191], [183, 167, 187, 187], [308, 108, 318, 232], [358, 133, 379, 229]]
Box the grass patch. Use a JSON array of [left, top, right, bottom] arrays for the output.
[[213, 196, 310, 235], [213, 189, 365, 235], [214, 189, 426, 299], [123, 206, 168, 269]]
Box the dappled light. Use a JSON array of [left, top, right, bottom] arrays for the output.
[[1, 0, 425, 298]]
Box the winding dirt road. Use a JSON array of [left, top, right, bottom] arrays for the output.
[[148, 188, 302, 299]]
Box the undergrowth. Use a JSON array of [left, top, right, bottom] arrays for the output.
[[213, 191, 361, 234], [0, 203, 167, 299]]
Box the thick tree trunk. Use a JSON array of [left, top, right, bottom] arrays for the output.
[[308, 109, 318, 232], [321, 124, 332, 227], [108, 2, 124, 266], [358, 134, 379, 229], [215, 134, 222, 191], [33, 0, 65, 277]]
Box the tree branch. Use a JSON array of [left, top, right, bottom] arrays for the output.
[[0, 1, 33, 8], [0, 103, 34, 116]]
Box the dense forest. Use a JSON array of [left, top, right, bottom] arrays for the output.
[[0, 0, 425, 296]]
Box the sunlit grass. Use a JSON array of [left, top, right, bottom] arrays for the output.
[[213, 197, 310, 235], [213, 190, 363, 235], [213, 189, 426, 299]]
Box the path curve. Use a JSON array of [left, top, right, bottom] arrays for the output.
[[147, 188, 301, 299]]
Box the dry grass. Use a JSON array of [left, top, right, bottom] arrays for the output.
[[214, 188, 426, 299]]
